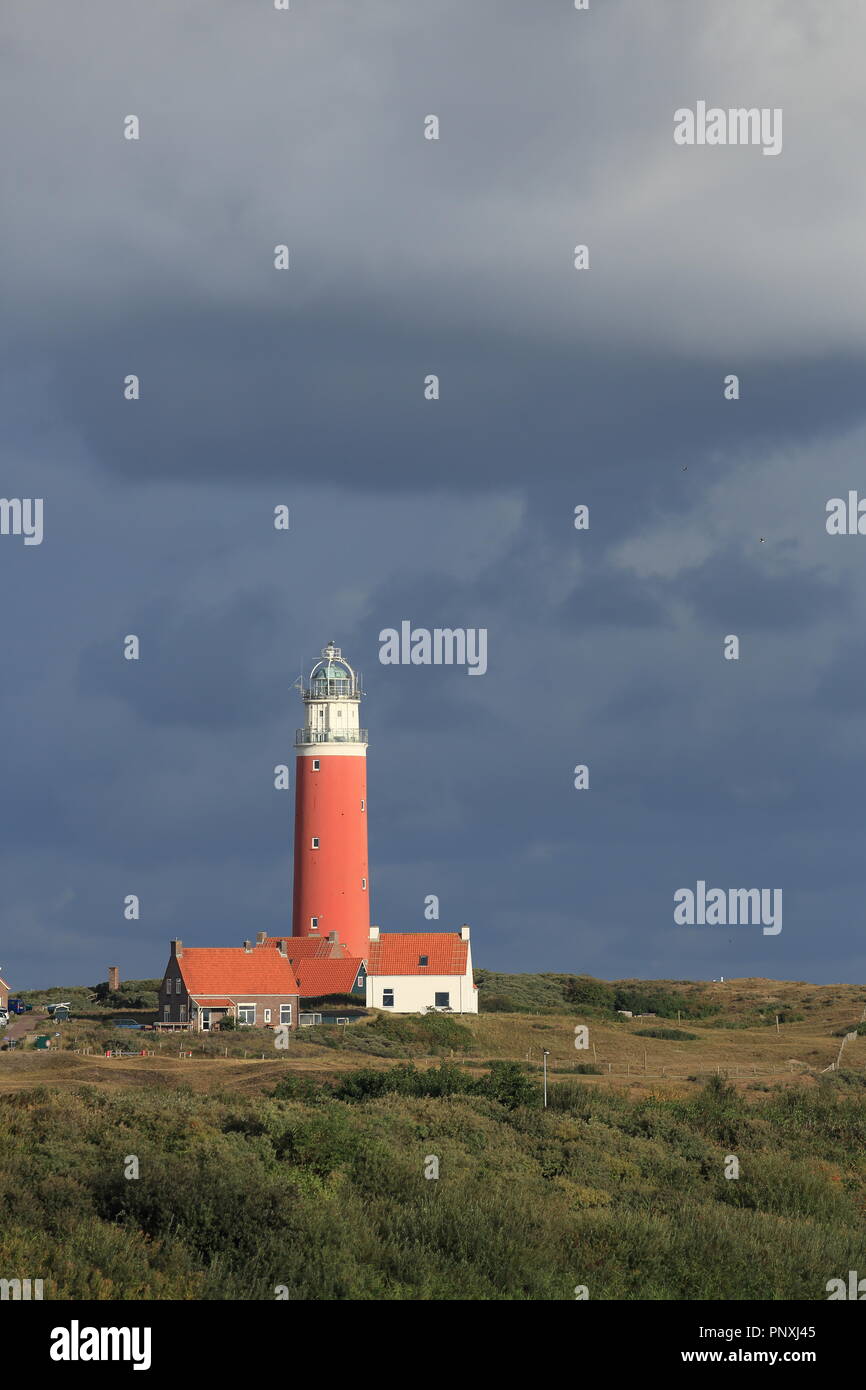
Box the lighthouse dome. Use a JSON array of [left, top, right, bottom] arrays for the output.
[[306, 642, 361, 697], [312, 658, 351, 681]]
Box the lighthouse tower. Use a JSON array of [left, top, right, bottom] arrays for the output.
[[291, 642, 370, 958]]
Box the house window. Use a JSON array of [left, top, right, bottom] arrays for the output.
[[280, 1004, 293, 1025], [175, 978, 182, 993], [179, 1005, 187, 1022], [310, 916, 319, 930], [163, 1005, 170, 1020], [361, 878, 367, 890], [311, 837, 319, 849], [237, 1003, 256, 1026], [382, 989, 394, 1008], [312, 759, 320, 770], [356, 976, 364, 989], [419, 955, 428, 967], [264, 1008, 272, 1024], [435, 992, 450, 1008]]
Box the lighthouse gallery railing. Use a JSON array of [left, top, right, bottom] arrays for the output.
[[295, 728, 369, 745]]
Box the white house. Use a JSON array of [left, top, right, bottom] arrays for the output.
[[365, 926, 478, 1014]]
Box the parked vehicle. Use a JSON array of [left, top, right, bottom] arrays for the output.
[[0, 1010, 8, 1028], [53, 1007, 71, 1021], [114, 1019, 144, 1030], [8, 999, 32, 1014], [45, 1002, 71, 1017]]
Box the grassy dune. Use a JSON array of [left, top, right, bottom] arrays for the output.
[[1, 1066, 865, 1299], [2, 976, 864, 1300]]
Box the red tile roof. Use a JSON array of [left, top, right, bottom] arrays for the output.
[[367, 933, 468, 976], [259, 936, 346, 959], [178, 948, 300, 996], [293, 957, 365, 999]]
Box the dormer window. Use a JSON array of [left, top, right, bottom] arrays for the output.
[[419, 955, 429, 967]]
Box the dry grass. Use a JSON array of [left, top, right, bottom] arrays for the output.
[[2, 977, 863, 1098]]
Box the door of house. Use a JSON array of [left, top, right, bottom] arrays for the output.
[[201, 1009, 211, 1032]]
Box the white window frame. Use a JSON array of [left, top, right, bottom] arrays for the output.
[[312, 759, 320, 770], [237, 1002, 256, 1026], [361, 878, 367, 890], [360, 799, 365, 810], [382, 989, 394, 1008], [434, 992, 450, 1009], [279, 1004, 293, 1025], [163, 1005, 170, 1020], [264, 1008, 271, 1024], [311, 837, 320, 849], [310, 916, 318, 929], [179, 1004, 187, 1022]]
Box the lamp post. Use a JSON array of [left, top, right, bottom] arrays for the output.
[[543, 1049, 550, 1108]]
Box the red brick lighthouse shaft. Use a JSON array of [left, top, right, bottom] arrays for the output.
[[291, 642, 370, 959]]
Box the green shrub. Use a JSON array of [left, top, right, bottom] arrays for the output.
[[479, 993, 521, 1013], [634, 1027, 699, 1041]]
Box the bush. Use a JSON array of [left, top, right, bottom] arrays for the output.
[[562, 976, 615, 1009], [475, 1061, 538, 1110], [634, 1028, 699, 1041], [479, 994, 520, 1013], [271, 1073, 326, 1102]]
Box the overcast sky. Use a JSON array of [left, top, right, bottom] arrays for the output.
[[3, 0, 866, 990]]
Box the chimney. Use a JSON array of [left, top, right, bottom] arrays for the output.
[[277, 939, 287, 957], [369, 925, 380, 942], [327, 931, 338, 944], [256, 931, 267, 945], [243, 939, 252, 952], [460, 925, 470, 941], [108, 966, 120, 992], [171, 939, 183, 958]]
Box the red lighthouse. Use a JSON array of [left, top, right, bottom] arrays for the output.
[[291, 642, 370, 959]]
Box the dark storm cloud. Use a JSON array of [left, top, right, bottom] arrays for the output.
[[558, 567, 672, 630], [681, 549, 848, 630], [78, 588, 288, 729], [2, 0, 866, 993]]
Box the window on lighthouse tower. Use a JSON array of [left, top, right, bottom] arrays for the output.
[[311, 837, 320, 849]]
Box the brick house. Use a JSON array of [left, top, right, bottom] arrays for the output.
[[0, 974, 9, 1011], [158, 939, 301, 1033]]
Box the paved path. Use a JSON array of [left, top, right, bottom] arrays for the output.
[[3, 1009, 47, 1046]]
